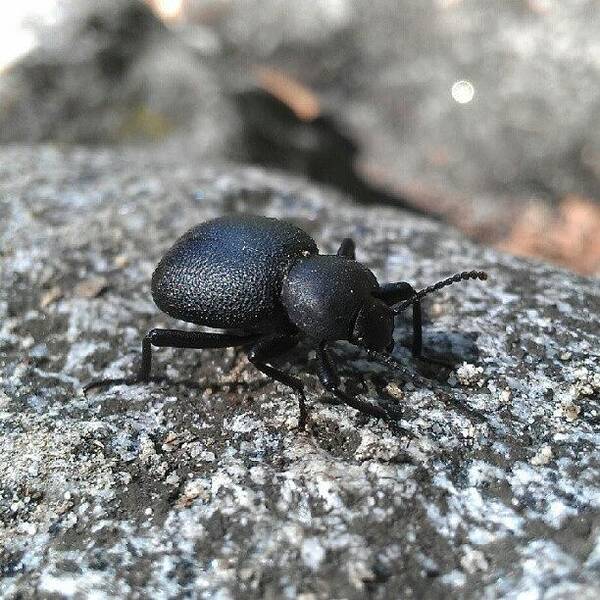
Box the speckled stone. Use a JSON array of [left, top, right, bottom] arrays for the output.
[[211, 0, 600, 204], [1, 146, 599, 599]]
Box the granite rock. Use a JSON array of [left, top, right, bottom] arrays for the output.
[[0, 146, 599, 599], [0, 0, 236, 155], [207, 0, 600, 203], [4, 0, 600, 207]]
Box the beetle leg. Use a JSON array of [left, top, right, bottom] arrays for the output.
[[317, 343, 388, 420], [407, 299, 455, 368], [137, 329, 261, 381], [336, 237, 356, 259], [377, 282, 455, 368], [377, 281, 424, 357], [83, 329, 258, 394], [246, 335, 307, 429]]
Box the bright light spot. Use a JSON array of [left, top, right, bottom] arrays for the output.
[[451, 80, 475, 104], [152, 0, 184, 20], [437, 0, 464, 7], [0, 1, 60, 72], [0, 29, 36, 73]]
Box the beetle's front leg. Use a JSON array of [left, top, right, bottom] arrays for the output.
[[377, 282, 455, 369], [317, 343, 387, 420]]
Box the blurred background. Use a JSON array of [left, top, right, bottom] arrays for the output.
[[1, 0, 599, 276]]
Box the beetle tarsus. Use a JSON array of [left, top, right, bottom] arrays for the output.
[[317, 344, 388, 421], [82, 376, 148, 395], [368, 350, 431, 389], [83, 377, 127, 394]]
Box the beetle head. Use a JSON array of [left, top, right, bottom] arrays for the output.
[[351, 298, 395, 352]]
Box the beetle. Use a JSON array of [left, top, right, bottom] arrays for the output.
[[85, 215, 487, 428]]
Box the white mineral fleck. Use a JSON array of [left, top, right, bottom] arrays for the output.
[[301, 537, 326, 571], [456, 362, 485, 386], [530, 446, 553, 466]]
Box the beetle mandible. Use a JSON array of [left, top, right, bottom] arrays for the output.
[[85, 215, 487, 428]]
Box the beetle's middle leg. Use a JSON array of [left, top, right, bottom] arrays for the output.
[[84, 329, 258, 394], [245, 334, 307, 429]]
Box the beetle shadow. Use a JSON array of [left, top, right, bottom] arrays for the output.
[[396, 329, 481, 366], [86, 331, 486, 431]]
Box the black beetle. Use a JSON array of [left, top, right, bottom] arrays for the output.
[[85, 215, 487, 428]]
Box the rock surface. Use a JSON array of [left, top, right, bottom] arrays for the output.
[[1, 145, 599, 599], [4, 0, 600, 202], [196, 0, 600, 202], [0, 0, 236, 155]]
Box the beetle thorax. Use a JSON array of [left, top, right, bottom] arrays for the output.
[[281, 255, 381, 342]]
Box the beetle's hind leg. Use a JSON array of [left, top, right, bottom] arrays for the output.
[[317, 343, 388, 420], [83, 328, 259, 394], [245, 334, 307, 429]]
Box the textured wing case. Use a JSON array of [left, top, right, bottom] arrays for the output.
[[151, 216, 318, 332]]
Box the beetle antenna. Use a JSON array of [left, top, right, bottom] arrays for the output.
[[393, 270, 488, 314]]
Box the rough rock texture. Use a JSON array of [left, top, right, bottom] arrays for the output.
[[206, 0, 600, 203], [0, 0, 236, 154], [4, 0, 600, 203], [1, 145, 599, 599]]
